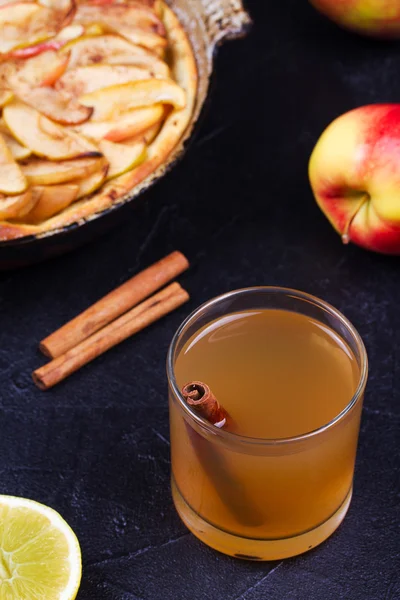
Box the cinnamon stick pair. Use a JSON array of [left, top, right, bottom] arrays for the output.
[[33, 251, 189, 390]]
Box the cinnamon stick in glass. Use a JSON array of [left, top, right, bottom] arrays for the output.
[[181, 381, 264, 528], [40, 251, 189, 359], [33, 283, 189, 390], [182, 382, 228, 427]]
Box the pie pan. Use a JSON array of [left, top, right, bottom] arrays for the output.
[[0, 0, 251, 268]]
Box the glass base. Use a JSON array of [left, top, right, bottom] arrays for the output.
[[172, 477, 352, 561]]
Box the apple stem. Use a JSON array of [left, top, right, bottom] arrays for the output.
[[341, 193, 369, 245], [342, 232, 350, 244]]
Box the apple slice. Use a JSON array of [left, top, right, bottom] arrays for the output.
[[0, 3, 42, 53], [111, 26, 166, 53], [0, 189, 34, 220], [2, 134, 31, 161], [73, 104, 164, 141], [22, 184, 79, 223], [99, 138, 146, 180], [40, 55, 70, 86], [55, 22, 84, 42], [61, 34, 169, 76], [12, 50, 70, 86], [0, 3, 68, 54], [125, 121, 161, 145], [0, 132, 27, 195], [37, 0, 73, 9], [7, 39, 63, 59], [12, 82, 93, 125], [0, 61, 16, 89], [55, 64, 154, 97], [40, 0, 76, 28], [0, 89, 13, 107], [84, 23, 105, 35], [0, 57, 14, 105], [79, 0, 156, 6], [21, 156, 104, 185], [23, 50, 69, 86], [143, 121, 162, 144], [0, 2, 40, 27], [0, 0, 35, 5], [0, 120, 31, 160], [7, 22, 81, 59], [80, 80, 186, 121], [74, 3, 165, 36], [75, 164, 108, 198], [0, 55, 14, 104], [3, 101, 102, 160], [1, 0, 76, 54]]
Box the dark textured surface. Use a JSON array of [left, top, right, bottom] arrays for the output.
[[0, 1, 399, 598]]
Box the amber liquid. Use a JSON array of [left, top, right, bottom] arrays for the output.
[[170, 309, 363, 556]]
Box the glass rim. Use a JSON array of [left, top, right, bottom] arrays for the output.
[[166, 286, 368, 446]]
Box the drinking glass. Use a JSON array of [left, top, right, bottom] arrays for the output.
[[167, 287, 368, 560]]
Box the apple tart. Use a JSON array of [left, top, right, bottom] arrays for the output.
[[0, 0, 197, 239]]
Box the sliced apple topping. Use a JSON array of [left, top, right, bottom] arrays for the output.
[[0, 120, 31, 160], [0, 3, 42, 54], [143, 121, 162, 144], [5, 46, 71, 95], [0, 1, 40, 18], [43, 0, 76, 28], [73, 104, 164, 141], [56, 64, 154, 97], [0, 61, 14, 107], [7, 39, 64, 59], [61, 34, 169, 76], [99, 138, 146, 179], [0, 89, 13, 108], [80, 80, 186, 121], [38, 0, 73, 10], [0, 1, 75, 54], [12, 82, 93, 125], [2, 134, 31, 160], [21, 156, 105, 185], [12, 49, 70, 86], [22, 184, 79, 223], [3, 101, 101, 160], [0, 0, 36, 5], [125, 121, 162, 146], [75, 164, 108, 198], [1, 50, 70, 105], [54, 22, 85, 42], [73, 2, 166, 51], [78, 0, 156, 6], [0, 132, 27, 195], [0, 189, 34, 220], [74, 3, 165, 34], [110, 26, 166, 53]]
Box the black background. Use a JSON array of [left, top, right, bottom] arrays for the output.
[[0, 1, 399, 598]]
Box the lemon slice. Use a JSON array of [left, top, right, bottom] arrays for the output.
[[0, 495, 82, 600]]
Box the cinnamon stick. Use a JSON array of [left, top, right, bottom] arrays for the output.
[[33, 283, 189, 390], [181, 381, 264, 528], [182, 382, 228, 427], [40, 251, 189, 359]]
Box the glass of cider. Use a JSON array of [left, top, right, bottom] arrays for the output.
[[167, 287, 368, 560]]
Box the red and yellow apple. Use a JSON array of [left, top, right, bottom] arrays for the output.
[[309, 104, 400, 255], [309, 0, 400, 38]]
